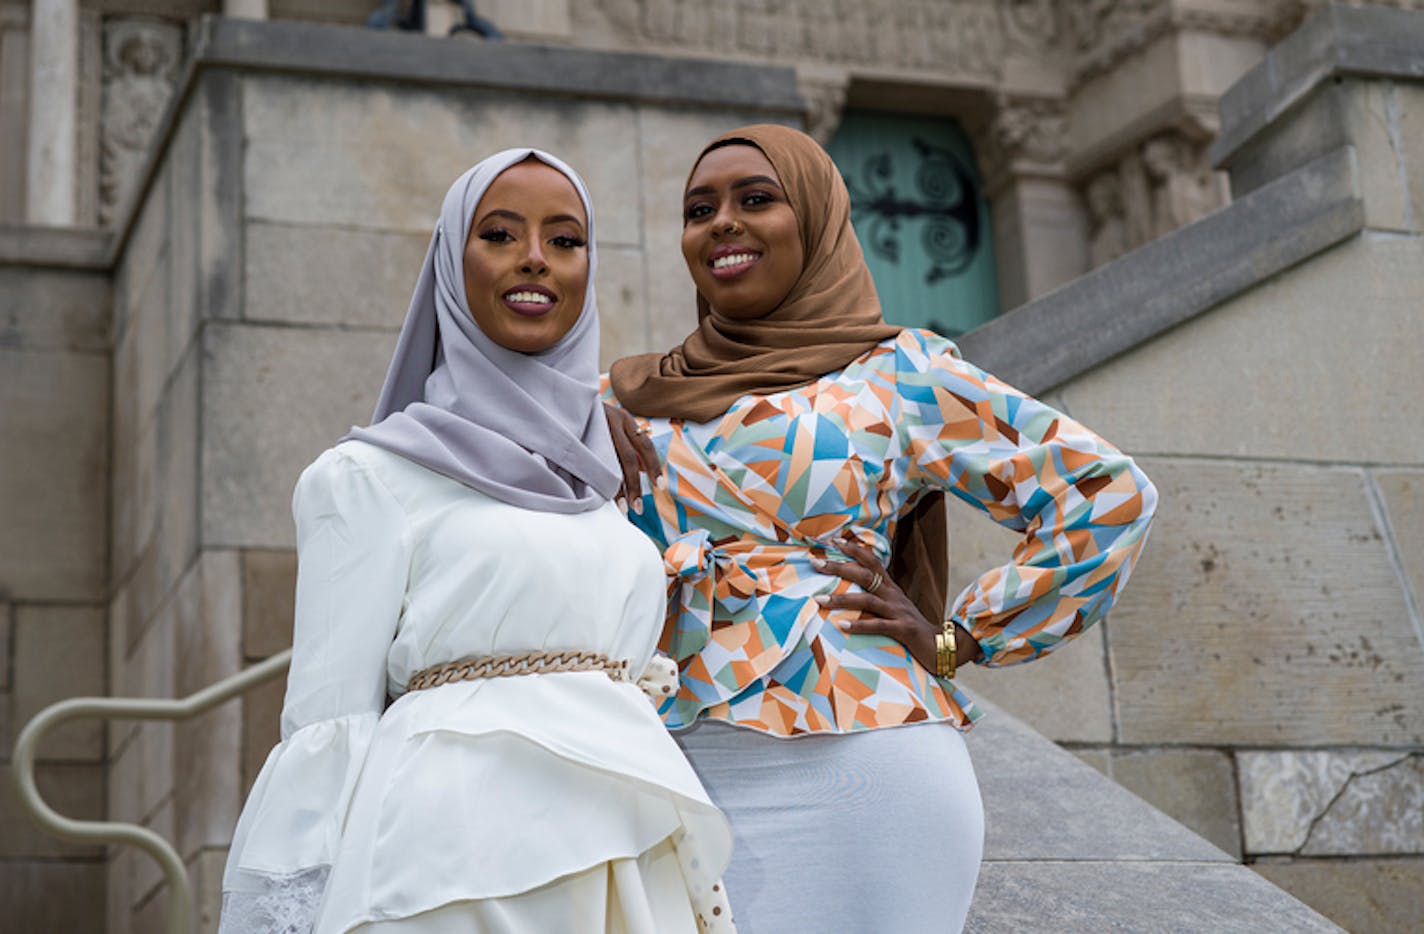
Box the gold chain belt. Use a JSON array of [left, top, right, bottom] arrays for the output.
[[406, 650, 632, 693]]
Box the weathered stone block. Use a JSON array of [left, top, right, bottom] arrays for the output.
[[115, 158, 170, 342], [1107, 458, 1424, 746], [197, 71, 245, 323], [1068, 745, 1111, 776], [11, 605, 106, 761], [202, 322, 396, 548], [176, 707, 242, 861], [0, 762, 104, 858], [0, 602, 9, 692], [1238, 749, 1422, 855], [174, 550, 243, 695], [130, 796, 176, 906], [1056, 234, 1424, 465], [1108, 748, 1242, 858], [1253, 857, 1424, 934], [949, 508, 1114, 743], [990, 176, 1089, 308], [243, 676, 284, 798], [596, 243, 650, 369], [172, 552, 243, 858], [107, 581, 136, 755], [113, 608, 176, 825], [1374, 470, 1424, 628], [191, 847, 228, 934], [114, 342, 201, 636], [243, 220, 428, 330], [0, 267, 110, 352], [0, 861, 106, 934], [157, 344, 202, 620], [965, 700, 1226, 863], [0, 349, 108, 602], [242, 548, 297, 660], [966, 860, 1339, 933], [242, 75, 642, 247]]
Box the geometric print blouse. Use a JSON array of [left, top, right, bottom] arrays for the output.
[[604, 330, 1157, 737]]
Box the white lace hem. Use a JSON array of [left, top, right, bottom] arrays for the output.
[[219, 866, 330, 934]]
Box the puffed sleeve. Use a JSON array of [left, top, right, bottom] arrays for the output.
[[219, 446, 411, 933], [899, 332, 1157, 668]]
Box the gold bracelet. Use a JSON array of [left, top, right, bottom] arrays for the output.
[[934, 622, 957, 680]]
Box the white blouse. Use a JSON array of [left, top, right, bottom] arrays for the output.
[[220, 440, 731, 933]]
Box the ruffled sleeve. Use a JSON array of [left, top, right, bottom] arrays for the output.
[[899, 332, 1158, 668], [220, 446, 411, 932]]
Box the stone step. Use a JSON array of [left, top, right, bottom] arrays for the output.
[[963, 700, 1341, 932]]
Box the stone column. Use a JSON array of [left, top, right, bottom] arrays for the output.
[[973, 94, 1087, 312], [26, 0, 79, 225], [223, 0, 269, 18]]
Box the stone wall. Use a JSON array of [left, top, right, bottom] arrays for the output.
[[953, 7, 1424, 929], [0, 239, 111, 930]]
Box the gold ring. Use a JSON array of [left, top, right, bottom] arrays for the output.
[[633, 426, 649, 436], [867, 571, 883, 594]]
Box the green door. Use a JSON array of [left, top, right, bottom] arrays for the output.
[[826, 111, 998, 338]]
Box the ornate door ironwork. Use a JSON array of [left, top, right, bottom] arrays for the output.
[[828, 112, 998, 338]]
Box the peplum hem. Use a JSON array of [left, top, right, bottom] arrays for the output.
[[313, 674, 733, 933]]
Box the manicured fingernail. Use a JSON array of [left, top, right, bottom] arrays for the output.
[[616, 496, 627, 512], [814, 595, 830, 606], [632, 497, 644, 514], [655, 475, 666, 490], [809, 556, 827, 570]]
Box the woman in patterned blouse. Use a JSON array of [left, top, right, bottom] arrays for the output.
[[602, 125, 1157, 932]]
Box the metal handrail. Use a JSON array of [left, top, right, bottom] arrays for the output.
[[11, 649, 293, 934]]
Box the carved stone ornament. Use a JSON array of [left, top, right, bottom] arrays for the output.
[[798, 68, 850, 145], [1000, 0, 1059, 56], [1067, 0, 1166, 85], [589, 0, 1006, 80], [99, 18, 181, 225], [976, 94, 1068, 176], [1084, 170, 1128, 268], [1139, 129, 1219, 238]]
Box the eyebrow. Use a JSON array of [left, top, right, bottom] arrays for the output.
[[684, 175, 784, 199], [476, 208, 585, 231]]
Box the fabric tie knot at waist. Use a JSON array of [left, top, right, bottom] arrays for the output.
[[662, 529, 764, 662]]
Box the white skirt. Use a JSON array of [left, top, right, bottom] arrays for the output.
[[351, 837, 699, 933], [675, 720, 983, 934]]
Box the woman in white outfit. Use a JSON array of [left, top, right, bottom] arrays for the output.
[[218, 149, 734, 933]]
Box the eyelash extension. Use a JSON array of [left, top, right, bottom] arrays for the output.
[[478, 228, 512, 242], [553, 236, 587, 249]]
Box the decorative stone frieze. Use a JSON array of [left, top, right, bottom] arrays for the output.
[[585, 0, 1007, 80], [1069, 0, 1311, 88], [98, 18, 181, 225]]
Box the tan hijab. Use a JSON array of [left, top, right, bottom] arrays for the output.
[[611, 124, 950, 624]]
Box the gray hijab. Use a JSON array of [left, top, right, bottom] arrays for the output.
[[344, 149, 620, 513]]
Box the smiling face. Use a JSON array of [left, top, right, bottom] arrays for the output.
[[681, 144, 804, 321], [463, 159, 589, 354]]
